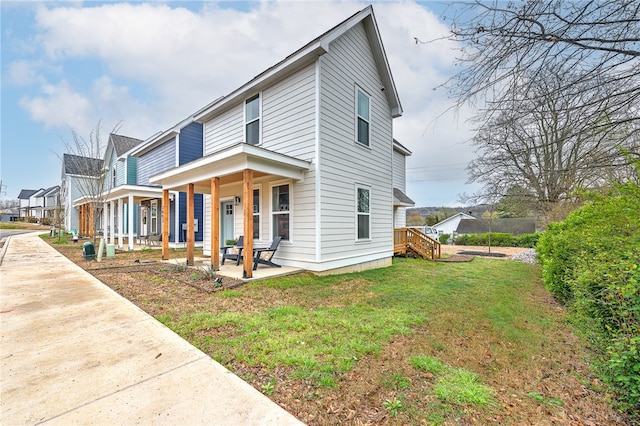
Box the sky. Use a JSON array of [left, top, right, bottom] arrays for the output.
[[1, 0, 481, 207]]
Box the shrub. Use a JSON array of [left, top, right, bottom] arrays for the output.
[[456, 232, 516, 247], [515, 233, 540, 248], [537, 177, 640, 418], [439, 234, 450, 245]]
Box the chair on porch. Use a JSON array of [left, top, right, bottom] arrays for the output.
[[221, 236, 244, 266], [252, 236, 282, 270]]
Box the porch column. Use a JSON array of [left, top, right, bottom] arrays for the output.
[[102, 202, 107, 240], [162, 189, 169, 260], [109, 200, 115, 244], [77, 205, 82, 235], [128, 194, 134, 251], [89, 202, 95, 237], [242, 169, 254, 279], [117, 198, 123, 249], [80, 205, 85, 235], [210, 177, 220, 269], [173, 192, 179, 244], [186, 183, 195, 266], [82, 204, 87, 235]]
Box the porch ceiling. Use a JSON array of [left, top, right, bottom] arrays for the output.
[[149, 143, 311, 194]]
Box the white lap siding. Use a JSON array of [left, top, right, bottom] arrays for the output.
[[318, 22, 394, 265]]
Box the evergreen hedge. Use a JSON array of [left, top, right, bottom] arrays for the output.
[[455, 232, 539, 247], [537, 179, 640, 418]]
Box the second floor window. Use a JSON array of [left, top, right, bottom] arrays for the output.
[[112, 165, 117, 187], [245, 94, 260, 145], [356, 88, 370, 146]]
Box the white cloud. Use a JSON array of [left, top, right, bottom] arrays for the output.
[[15, 0, 478, 205], [6, 60, 44, 86], [19, 80, 91, 131]]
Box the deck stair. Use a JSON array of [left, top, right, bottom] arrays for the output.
[[394, 227, 441, 260]]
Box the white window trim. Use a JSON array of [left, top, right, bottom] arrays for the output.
[[355, 86, 371, 147], [270, 179, 292, 243], [355, 183, 371, 241], [244, 93, 262, 146]]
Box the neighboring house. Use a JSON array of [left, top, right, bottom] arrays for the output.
[[102, 122, 205, 250], [43, 186, 61, 219], [17, 189, 40, 218], [17, 186, 61, 222], [39, 186, 61, 220], [0, 208, 19, 222], [61, 154, 104, 233], [433, 212, 476, 237], [150, 6, 409, 277], [98, 133, 144, 246], [456, 218, 537, 236]]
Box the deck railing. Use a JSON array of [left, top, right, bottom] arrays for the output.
[[393, 227, 441, 260]]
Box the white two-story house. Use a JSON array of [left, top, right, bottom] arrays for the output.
[[150, 6, 413, 277]]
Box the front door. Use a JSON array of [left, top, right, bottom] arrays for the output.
[[221, 201, 234, 244]]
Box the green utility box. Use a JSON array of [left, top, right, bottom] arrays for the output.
[[106, 244, 115, 258], [83, 242, 96, 261]]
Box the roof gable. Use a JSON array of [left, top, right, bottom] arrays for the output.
[[109, 133, 144, 157], [194, 6, 401, 122], [434, 212, 475, 228]]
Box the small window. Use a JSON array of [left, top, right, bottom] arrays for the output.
[[356, 89, 370, 146], [245, 94, 260, 145], [112, 165, 117, 187], [272, 184, 290, 241], [356, 186, 370, 240]]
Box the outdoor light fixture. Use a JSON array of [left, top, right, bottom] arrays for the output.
[[234, 196, 241, 205]]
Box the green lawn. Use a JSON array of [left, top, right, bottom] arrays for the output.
[[150, 257, 622, 424]]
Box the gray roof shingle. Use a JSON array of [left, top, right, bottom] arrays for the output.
[[63, 154, 104, 177], [456, 218, 537, 235], [18, 189, 39, 199], [110, 133, 144, 157]]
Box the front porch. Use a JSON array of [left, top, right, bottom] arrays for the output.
[[150, 143, 311, 279], [111, 238, 303, 282]]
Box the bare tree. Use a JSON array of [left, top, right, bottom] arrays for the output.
[[59, 121, 118, 242], [463, 67, 638, 212], [441, 0, 640, 141]]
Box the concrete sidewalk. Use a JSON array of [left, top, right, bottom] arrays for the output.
[[0, 232, 303, 425]]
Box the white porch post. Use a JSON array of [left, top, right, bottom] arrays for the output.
[[117, 198, 123, 249], [109, 200, 115, 245], [174, 192, 180, 244], [128, 194, 134, 251], [102, 202, 108, 240]]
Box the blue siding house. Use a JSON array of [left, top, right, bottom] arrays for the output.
[[102, 118, 204, 250]]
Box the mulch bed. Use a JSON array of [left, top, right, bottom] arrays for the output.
[[457, 250, 507, 258], [435, 254, 474, 262]]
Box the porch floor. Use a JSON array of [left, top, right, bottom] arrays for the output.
[[110, 241, 302, 281], [167, 256, 303, 281]]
